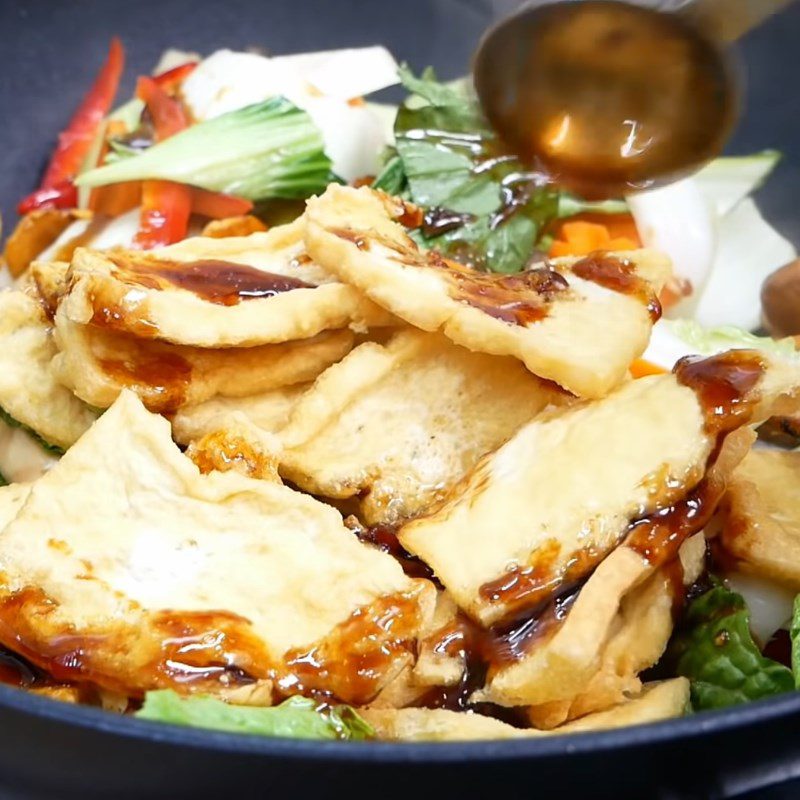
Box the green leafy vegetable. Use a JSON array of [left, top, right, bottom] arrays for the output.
[[0, 470, 7, 487], [77, 98, 338, 201], [392, 66, 559, 273], [669, 319, 799, 359], [790, 595, 800, 690], [136, 691, 374, 741], [371, 152, 407, 195], [556, 193, 629, 218], [669, 583, 794, 711], [0, 407, 64, 457]]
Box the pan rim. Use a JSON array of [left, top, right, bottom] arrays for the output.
[[1, 682, 799, 762]]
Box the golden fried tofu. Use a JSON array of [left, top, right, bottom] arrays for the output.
[[525, 533, 705, 728], [279, 329, 566, 524], [720, 449, 800, 589], [52, 305, 353, 414], [186, 418, 283, 483], [400, 352, 800, 629], [0, 391, 435, 702], [60, 221, 393, 348], [0, 290, 97, 449], [303, 185, 670, 398], [171, 384, 310, 446], [362, 679, 689, 741]]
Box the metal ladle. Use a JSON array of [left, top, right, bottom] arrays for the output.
[[473, 0, 794, 198]]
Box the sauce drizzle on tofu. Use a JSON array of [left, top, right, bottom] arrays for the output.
[[108, 254, 315, 306], [572, 252, 662, 322]]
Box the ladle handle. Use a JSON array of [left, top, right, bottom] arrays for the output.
[[633, 0, 796, 42]]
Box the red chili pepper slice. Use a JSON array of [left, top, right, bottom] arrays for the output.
[[152, 61, 198, 93], [17, 181, 79, 216], [191, 188, 254, 219], [17, 38, 125, 214], [133, 180, 192, 249], [133, 77, 193, 249], [135, 76, 190, 140]]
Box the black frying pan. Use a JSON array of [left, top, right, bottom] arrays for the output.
[[1, 1, 800, 798]]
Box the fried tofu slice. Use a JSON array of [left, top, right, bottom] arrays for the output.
[[279, 329, 566, 525], [171, 384, 310, 446], [52, 305, 352, 414], [303, 185, 670, 398], [186, 418, 283, 483], [0, 290, 97, 450], [362, 678, 689, 741], [0, 391, 434, 702], [60, 221, 393, 348], [525, 533, 705, 729], [719, 449, 800, 589], [477, 418, 779, 710], [400, 352, 800, 628]]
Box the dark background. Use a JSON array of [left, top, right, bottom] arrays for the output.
[[0, 1, 799, 797]]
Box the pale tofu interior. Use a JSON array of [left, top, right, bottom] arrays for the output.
[[720, 449, 800, 589], [280, 329, 566, 524], [0, 290, 97, 449]]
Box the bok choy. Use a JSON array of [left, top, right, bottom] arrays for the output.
[[77, 97, 338, 200]]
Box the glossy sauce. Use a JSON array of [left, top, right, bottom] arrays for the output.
[[438, 257, 569, 326], [0, 585, 276, 697], [108, 254, 315, 306], [474, 1, 735, 198], [572, 252, 662, 321], [478, 540, 598, 621], [416, 588, 579, 713], [279, 593, 421, 705], [674, 350, 766, 435], [150, 610, 272, 688], [352, 523, 436, 582], [624, 351, 767, 566], [99, 350, 192, 414]]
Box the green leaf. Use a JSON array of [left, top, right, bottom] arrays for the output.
[[0, 407, 64, 457], [77, 98, 337, 201], [371, 153, 407, 195], [136, 691, 374, 741], [393, 67, 560, 273], [397, 63, 470, 107], [0, 470, 7, 487], [790, 596, 800, 690], [669, 583, 794, 711], [669, 319, 800, 360], [556, 193, 629, 218]]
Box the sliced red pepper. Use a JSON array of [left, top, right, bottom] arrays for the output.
[[152, 61, 198, 93], [41, 37, 125, 187], [134, 180, 192, 249], [135, 76, 190, 139], [191, 188, 254, 219], [133, 77, 192, 248], [17, 38, 125, 214], [17, 181, 78, 215]]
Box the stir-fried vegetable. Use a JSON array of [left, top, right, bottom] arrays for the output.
[[136, 691, 374, 741], [131, 75, 193, 248], [77, 98, 337, 201], [18, 38, 125, 214], [669, 583, 795, 711]]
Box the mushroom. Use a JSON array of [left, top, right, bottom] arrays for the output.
[[761, 258, 800, 338]]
